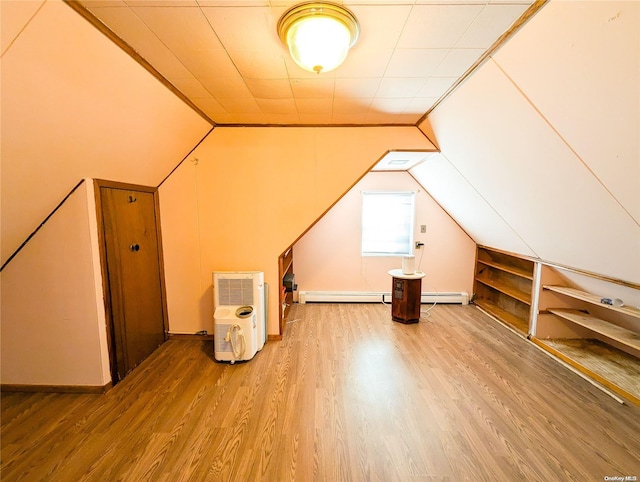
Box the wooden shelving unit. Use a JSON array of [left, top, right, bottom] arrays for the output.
[[533, 273, 640, 406], [472, 247, 640, 406], [474, 246, 535, 336], [278, 246, 294, 336]]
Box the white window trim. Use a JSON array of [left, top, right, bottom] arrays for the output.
[[361, 190, 416, 257]]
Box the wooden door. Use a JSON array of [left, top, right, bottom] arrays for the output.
[[96, 181, 167, 383]]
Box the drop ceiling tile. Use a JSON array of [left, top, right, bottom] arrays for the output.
[[126, 1, 198, 6], [398, 4, 483, 49], [245, 78, 293, 99], [385, 49, 448, 77], [376, 78, 426, 98], [256, 97, 297, 114], [265, 113, 301, 124], [370, 97, 412, 113], [403, 97, 438, 114], [337, 48, 394, 78], [348, 0, 415, 4], [488, 0, 533, 4], [290, 78, 335, 99], [334, 78, 380, 99], [267, 0, 296, 6], [217, 112, 269, 124], [333, 97, 373, 114], [281, 55, 338, 79], [299, 113, 333, 124], [200, 78, 253, 98], [366, 111, 415, 124], [80, 0, 537, 126], [85, 6, 193, 79], [217, 97, 262, 113], [456, 4, 530, 49], [131, 5, 224, 51], [170, 77, 213, 98], [348, 5, 412, 49], [200, 6, 276, 52], [181, 49, 242, 79], [203, 111, 232, 123], [229, 49, 289, 79], [332, 112, 370, 125], [295, 99, 333, 114], [415, 0, 484, 3], [432, 49, 484, 77], [84, 1, 127, 6], [198, 1, 269, 5], [417, 77, 457, 97], [394, 114, 422, 124], [192, 97, 227, 115]]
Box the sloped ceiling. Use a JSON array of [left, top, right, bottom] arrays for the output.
[[416, 0, 639, 283], [1, 0, 213, 264], [72, 0, 539, 125]]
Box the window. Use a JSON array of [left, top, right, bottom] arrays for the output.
[[361, 191, 415, 256]]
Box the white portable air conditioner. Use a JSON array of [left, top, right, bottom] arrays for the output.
[[213, 305, 258, 363], [213, 271, 266, 353]]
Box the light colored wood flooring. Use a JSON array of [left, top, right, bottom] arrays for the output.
[[2, 304, 640, 481]]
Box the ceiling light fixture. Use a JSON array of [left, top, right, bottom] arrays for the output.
[[277, 2, 360, 74]]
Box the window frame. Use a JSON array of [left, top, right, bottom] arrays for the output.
[[361, 190, 416, 257]]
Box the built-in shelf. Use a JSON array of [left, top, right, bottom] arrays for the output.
[[475, 299, 530, 335], [475, 277, 532, 305], [544, 285, 640, 319], [477, 258, 534, 280], [533, 271, 640, 406], [278, 246, 294, 336], [473, 246, 535, 335], [547, 308, 640, 352], [472, 248, 640, 406]]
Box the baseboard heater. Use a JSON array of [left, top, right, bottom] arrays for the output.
[[298, 291, 469, 305]]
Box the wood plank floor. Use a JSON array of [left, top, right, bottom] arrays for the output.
[[2, 304, 640, 481]]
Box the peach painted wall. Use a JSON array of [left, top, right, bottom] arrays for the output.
[[1, 0, 212, 264], [159, 126, 435, 336], [293, 171, 475, 296], [1, 0, 211, 386], [0, 181, 111, 386]]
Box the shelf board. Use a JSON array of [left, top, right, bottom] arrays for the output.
[[543, 285, 640, 319], [477, 259, 533, 280], [547, 308, 640, 352], [475, 299, 529, 335], [532, 337, 640, 406], [475, 277, 532, 305]]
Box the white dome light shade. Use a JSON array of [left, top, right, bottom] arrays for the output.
[[278, 3, 359, 74]]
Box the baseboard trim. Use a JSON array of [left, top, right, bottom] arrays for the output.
[[1, 382, 113, 394], [168, 333, 214, 341], [298, 290, 469, 305]]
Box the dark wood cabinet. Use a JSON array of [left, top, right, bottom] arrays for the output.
[[390, 275, 422, 323]]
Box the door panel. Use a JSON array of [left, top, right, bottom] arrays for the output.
[[100, 185, 166, 381]]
